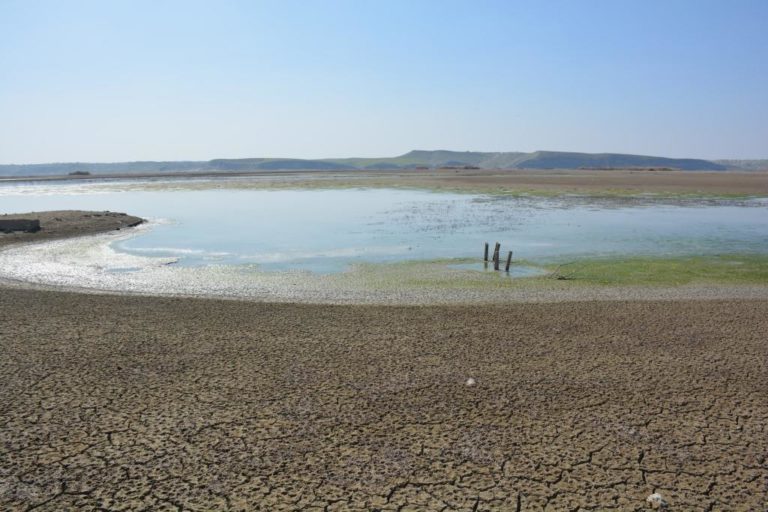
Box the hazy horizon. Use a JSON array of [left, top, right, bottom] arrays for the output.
[[2, 0, 767, 164]]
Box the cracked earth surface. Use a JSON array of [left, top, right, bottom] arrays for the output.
[[1, 290, 766, 511]]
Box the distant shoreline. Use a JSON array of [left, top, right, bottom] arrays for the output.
[[2, 148, 751, 175], [2, 168, 768, 197]]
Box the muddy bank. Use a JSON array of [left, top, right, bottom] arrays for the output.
[[0, 289, 766, 510], [0, 210, 144, 248]]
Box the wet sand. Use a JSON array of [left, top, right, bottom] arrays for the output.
[[1, 212, 767, 510]]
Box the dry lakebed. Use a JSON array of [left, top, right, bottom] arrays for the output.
[[1, 171, 767, 511]]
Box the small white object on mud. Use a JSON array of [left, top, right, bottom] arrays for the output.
[[465, 378, 476, 386], [646, 492, 668, 509]]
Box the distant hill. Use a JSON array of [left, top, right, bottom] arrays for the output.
[[0, 150, 749, 177], [513, 151, 728, 171], [715, 159, 768, 171], [321, 150, 730, 171], [208, 158, 356, 171]]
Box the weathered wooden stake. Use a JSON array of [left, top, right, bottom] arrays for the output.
[[484, 242, 489, 262], [493, 242, 500, 271], [505, 251, 513, 272]]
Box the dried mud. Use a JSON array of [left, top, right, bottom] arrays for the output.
[[1, 290, 766, 511]]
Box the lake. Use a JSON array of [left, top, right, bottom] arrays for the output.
[[1, 179, 767, 275], [1, 178, 767, 302]]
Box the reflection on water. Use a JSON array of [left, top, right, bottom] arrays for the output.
[[0, 179, 767, 274]]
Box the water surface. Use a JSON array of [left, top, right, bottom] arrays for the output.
[[1, 179, 766, 276]]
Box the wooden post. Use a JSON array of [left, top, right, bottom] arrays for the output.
[[505, 251, 513, 272], [484, 242, 489, 262], [493, 242, 500, 271]]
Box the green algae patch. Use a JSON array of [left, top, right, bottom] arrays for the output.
[[334, 254, 768, 292], [542, 254, 768, 286]]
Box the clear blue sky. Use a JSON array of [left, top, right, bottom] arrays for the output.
[[1, 0, 767, 163]]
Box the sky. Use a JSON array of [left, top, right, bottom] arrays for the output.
[[1, 0, 767, 164]]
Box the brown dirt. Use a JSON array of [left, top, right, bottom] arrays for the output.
[[0, 211, 144, 248], [1, 289, 766, 511]]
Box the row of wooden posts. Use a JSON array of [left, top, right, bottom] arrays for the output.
[[484, 242, 513, 272]]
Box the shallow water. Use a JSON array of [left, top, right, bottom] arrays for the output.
[[1, 179, 767, 276], [448, 262, 549, 278]]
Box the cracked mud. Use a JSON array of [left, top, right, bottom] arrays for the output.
[[1, 290, 766, 510]]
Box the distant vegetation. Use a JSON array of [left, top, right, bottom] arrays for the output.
[[0, 150, 754, 177]]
